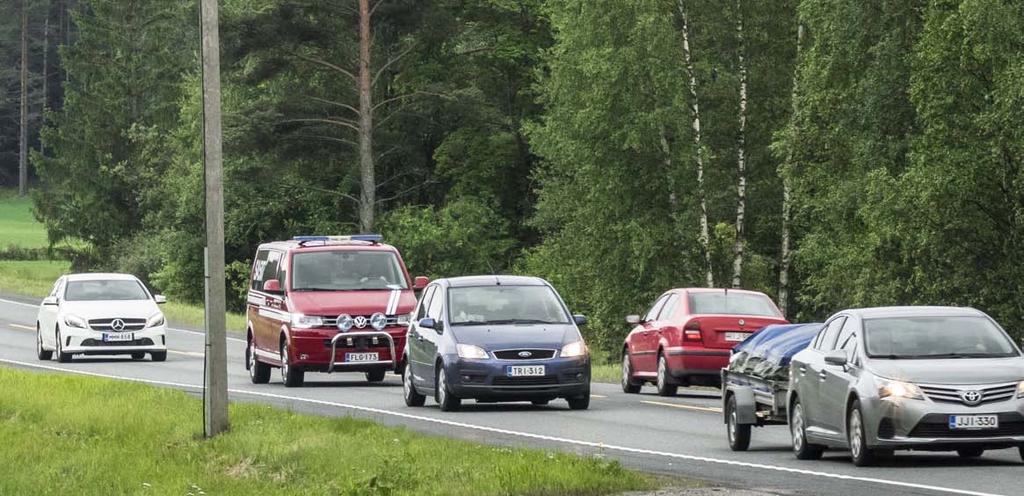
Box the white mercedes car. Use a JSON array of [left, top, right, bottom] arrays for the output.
[[36, 273, 169, 362]]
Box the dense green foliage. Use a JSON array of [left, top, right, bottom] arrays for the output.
[[16, 0, 1024, 356]]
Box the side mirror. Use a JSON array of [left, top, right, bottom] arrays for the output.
[[42, 296, 58, 306], [824, 350, 848, 367], [263, 279, 282, 293], [625, 315, 641, 325], [154, 295, 167, 304], [573, 314, 588, 326], [413, 276, 429, 291], [418, 318, 437, 330]]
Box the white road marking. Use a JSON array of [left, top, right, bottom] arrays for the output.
[[642, 399, 722, 414], [0, 357, 1006, 496], [9, 323, 34, 331], [167, 350, 204, 357], [167, 327, 247, 343], [590, 394, 607, 399], [0, 297, 37, 308]]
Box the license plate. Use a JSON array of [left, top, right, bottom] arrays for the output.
[[725, 332, 751, 342], [102, 332, 133, 342], [507, 365, 545, 377], [345, 352, 379, 362], [949, 415, 999, 430]]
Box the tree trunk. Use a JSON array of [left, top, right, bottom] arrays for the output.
[[676, 0, 714, 288], [40, 3, 49, 157], [778, 23, 804, 316], [730, 0, 748, 289], [19, 0, 29, 196], [357, 0, 375, 233]]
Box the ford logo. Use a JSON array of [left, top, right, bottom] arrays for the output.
[[518, 351, 532, 358], [960, 390, 983, 406]]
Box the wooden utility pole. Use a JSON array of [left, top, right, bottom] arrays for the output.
[[199, 0, 229, 438], [357, 0, 375, 232], [19, 0, 29, 196]]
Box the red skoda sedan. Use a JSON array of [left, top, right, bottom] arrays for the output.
[[621, 288, 788, 395]]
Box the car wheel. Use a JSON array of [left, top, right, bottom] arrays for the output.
[[280, 341, 304, 387], [150, 351, 167, 362], [655, 353, 677, 396], [55, 328, 72, 363], [727, 394, 752, 452], [790, 398, 824, 460], [957, 448, 984, 458], [621, 352, 641, 394], [248, 339, 271, 384], [567, 391, 590, 410], [36, 325, 52, 361], [131, 352, 146, 360], [403, 363, 426, 407], [848, 400, 877, 466], [436, 366, 461, 412], [365, 369, 386, 382]]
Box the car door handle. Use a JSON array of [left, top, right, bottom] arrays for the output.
[[818, 371, 828, 381], [798, 366, 807, 375]]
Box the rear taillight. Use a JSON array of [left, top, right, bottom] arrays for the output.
[[683, 320, 702, 342]]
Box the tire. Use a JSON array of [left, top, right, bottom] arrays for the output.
[[280, 341, 304, 387], [248, 338, 271, 384], [150, 351, 167, 362], [55, 328, 72, 363], [436, 366, 461, 412], [567, 392, 590, 410], [621, 352, 642, 394], [365, 369, 386, 382], [36, 325, 52, 361], [1018, 446, 1023, 463], [532, 399, 550, 406], [957, 448, 984, 458], [848, 400, 877, 467], [727, 394, 752, 452], [131, 352, 146, 360], [655, 353, 677, 397], [790, 398, 824, 460], [403, 364, 426, 407]]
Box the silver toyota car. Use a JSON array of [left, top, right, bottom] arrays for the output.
[[788, 306, 1024, 466]]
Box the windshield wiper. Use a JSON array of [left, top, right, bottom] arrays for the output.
[[292, 287, 345, 292], [478, 319, 563, 325], [912, 352, 1008, 359]]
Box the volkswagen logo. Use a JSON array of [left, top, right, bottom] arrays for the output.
[[353, 316, 369, 329], [110, 319, 126, 331], [960, 390, 983, 406], [518, 351, 532, 358]]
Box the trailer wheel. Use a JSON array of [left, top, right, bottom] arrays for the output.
[[727, 394, 751, 451]]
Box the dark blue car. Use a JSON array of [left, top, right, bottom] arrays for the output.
[[403, 275, 591, 411]]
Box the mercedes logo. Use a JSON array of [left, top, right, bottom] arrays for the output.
[[110, 319, 126, 331], [353, 316, 368, 328], [960, 390, 983, 406], [518, 351, 532, 358]]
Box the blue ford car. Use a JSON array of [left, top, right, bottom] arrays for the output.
[[402, 275, 591, 411]]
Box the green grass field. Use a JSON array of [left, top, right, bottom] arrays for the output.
[[0, 192, 49, 249], [0, 368, 650, 495]]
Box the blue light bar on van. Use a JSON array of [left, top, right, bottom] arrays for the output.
[[293, 234, 383, 245]]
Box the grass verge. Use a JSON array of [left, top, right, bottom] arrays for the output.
[[591, 363, 621, 384], [0, 368, 651, 495]]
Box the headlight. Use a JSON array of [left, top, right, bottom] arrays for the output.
[[63, 314, 87, 329], [1017, 381, 1024, 398], [291, 314, 324, 329], [560, 340, 588, 358], [396, 312, 412, 326], [370, 312, 387, 330], [146, 313, 165, 328], [456, 344, 489, 359], [878, 379, 924, 400], [336, 314, 354, 331]]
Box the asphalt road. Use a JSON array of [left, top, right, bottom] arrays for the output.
[[1, 294, 1020, 496]]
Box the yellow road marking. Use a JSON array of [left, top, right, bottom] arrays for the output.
[[9, 324, 34, 331], [641, 400, 722, 414]]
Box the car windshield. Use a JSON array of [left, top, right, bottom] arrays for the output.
[[448, 285, 570, 325], [864, 316, 1019, 359], [291, 251, 408, 291], [64, 280, 149, 301], [688, 292, 781, 317]]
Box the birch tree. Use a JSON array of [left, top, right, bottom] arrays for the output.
[[777, 23, 802, 316], [19, 0, 28, 196], [730, 0, 748, 288]]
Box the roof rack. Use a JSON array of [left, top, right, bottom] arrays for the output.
[[293, 234, 383, 246]]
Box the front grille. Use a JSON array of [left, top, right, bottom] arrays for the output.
[[919, 382, 1018, 406], [492, 376, 559, 386], [81, 338, 155, 347], [908, 412, 1024, 438], [493, 349, 556, 360], [88, 318, 147, 331]]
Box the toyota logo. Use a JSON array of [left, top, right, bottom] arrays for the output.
[[518, 351, 532, 358], [960, 390, 983, 406], [353, 316, 368, 328], [110, 319, 126, 331]]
